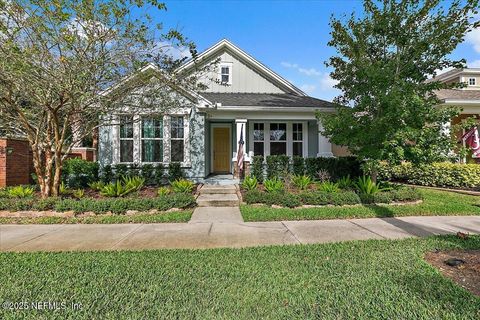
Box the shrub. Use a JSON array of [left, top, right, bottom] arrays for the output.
[[337, 175, 353, 190], [243, 190, 301, 208], [292, 156, 305, 176], [263, 178, 284, 193], [354, 176, 390, 195], [88, 181, 105, 191], [62, 158, 99, 188], [305, 156, 362, 181], [122, 176, 145, 191], [114, 164, 128, 181], [154, 163, 165, 185], [298, 191, 361, 206], [141, 164, 155, 185], [73, 189, 85, 199], [241, 175, 258, 191], [168, 162, 184, 181], [170, 179, 194, 194], [157, 186, 171, 196], [266, 155, 290, 179], [7, 185, 35, 198], [251, 156, 264, 182], [379, 162, 480, 189], [101, 164, 114, 183], [100, 180, 136, 197], [292, 175, 311, 190], [360, 187, 422, 204], [128, 163, 141, 177], [317, 181, 340, 193]]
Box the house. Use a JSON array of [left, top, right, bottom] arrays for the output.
[[98, 39, 348, 182], [434, 68, 480, 162]]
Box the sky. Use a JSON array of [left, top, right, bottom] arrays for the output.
[[156, 0, 480, 101]]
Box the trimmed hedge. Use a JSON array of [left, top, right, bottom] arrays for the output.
[[298, 191, 361, 206], [359, 187, 422, 204], [62, 158, 99, 188], [304, 156, 362, 181], [0, 194, 195, 214], [379, 162, 480, 189]]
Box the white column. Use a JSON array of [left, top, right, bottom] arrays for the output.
[[317, 120, 333, 157], [233, 119, 248, 161]]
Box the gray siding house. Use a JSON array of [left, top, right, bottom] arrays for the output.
[[98, 39, 345, 181]]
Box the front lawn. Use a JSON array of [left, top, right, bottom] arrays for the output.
[[0, 210, 193, 224], [0, 236, 478, 319], [241, 188, 480, 222]]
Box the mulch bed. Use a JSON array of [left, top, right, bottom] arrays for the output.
[[425, 249, 480, 296]]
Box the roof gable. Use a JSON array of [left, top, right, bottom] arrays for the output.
[[176, 39, 306, 96]]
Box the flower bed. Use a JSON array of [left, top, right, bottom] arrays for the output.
[[241, 175, 422, 208]]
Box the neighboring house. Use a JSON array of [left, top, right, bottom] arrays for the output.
[[98, 39, 347, 181], [434, 68, 480, 162]]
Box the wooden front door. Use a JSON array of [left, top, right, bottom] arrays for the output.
[[213, 127, 231, 173]]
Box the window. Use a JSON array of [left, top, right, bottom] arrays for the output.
[[253, 123, 264, 156], [469, 78, 476, 86], [269, 123, 287, 155], [171, 116, 185, 162], [221, 66, 230, 84], [119, 115, 133, 163], [141, 116, 163, 162], [292, 123, 303, 157]]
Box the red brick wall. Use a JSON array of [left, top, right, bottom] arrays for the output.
[[0, 138, 33, 187]]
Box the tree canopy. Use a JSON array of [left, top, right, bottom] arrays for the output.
[[318, 0, 479, 166]]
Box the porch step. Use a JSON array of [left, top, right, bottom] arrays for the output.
[[196, 194, 240, 207], [200, 185, 237, 194]]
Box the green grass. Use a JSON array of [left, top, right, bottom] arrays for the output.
[[0, 210, 192, 224], [241, 188, 480, 222], [0, 236, 479, 319]]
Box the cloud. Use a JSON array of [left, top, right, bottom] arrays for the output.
[[299, 84, 316, 93], [319, 73, 338, 90], [281, 61, 299, 68], [154, 41, 192, 60], [469, 59, 480, 68], [298, 67, 322, 76], [466, 28, 480, 53]]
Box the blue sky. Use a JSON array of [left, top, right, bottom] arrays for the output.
[[158, 0, 480, 101]]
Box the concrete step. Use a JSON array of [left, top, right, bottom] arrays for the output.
[[196, 194, 239, 207], [200, 185, 237, 194]]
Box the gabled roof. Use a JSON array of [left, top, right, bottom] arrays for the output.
[[200, 92, 334, 109], [430, 68, 480, 82], [100, 63, 212, 108], [435, 89, 480, 104], [176, 39, 307, 96]]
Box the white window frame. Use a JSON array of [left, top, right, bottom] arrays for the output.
[[113, 113, 190, 166], [170, 115, 186, 163], [252, 122, 265, 157], [248, 121, 308, 158], [292, 122, 304, 157], [469, 78, 476, 86], [118, 115, 134, 164], [140, 115, 164, 164], [219, 62, 233, 85]]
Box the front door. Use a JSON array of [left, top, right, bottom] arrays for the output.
[[213, 127, 231, 173]]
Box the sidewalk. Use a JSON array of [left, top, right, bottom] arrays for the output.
[[1, 215, 479, 252]]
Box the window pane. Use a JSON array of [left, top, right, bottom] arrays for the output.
[[253, 123, 264, 140], [293, 123, 303, 141], [270, 142, 286, 155], [142, 140, 163, 162], [171, 140, 184, 162], [120, 116, 133, 138], [120, 140, 133, 162], [270, 123, 286, 141], [221, 75, 229, 83], [293, 142, 303, 157], [221, 67, 229, 74], [171, 117, 184, 139], [254, 142, 264, 156], [142, 117, 163, 138]]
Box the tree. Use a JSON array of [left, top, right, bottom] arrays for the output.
[[317, 0, 479, 178], [0, 0, 209, 197]]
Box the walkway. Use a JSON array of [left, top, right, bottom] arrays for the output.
[[1, 216, 479, 252]]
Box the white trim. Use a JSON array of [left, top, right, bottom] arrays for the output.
[[219, 62, 233, 85], [248, 120, 308, 158], [210, 123, 232, 174], [176, 39, 307, 96], [212, 105, 335, 112]]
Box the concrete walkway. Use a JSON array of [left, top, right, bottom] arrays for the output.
[[1, 216, 479, 252]]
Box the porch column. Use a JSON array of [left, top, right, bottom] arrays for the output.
[[317, 120, 333, 157], [233, 119, 248, 178]]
